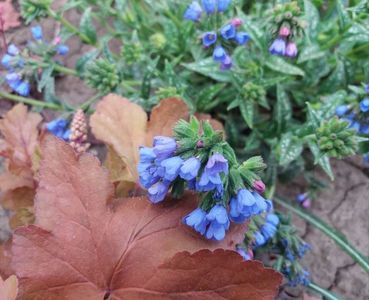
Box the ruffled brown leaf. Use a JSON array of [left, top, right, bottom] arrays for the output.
[[10, 137, 282, 299], [0, 275, 18, 300], [0, 0, 21, 31]]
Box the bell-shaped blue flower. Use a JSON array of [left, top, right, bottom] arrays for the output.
[[160, 156, 183, 181], [179, 157, 201, 180], [139, 164, 163, 189], [269, 38, 286, 56], [183, 207, 208, 235], [197, 170, 222, 192], [235, 32, 250, 45], [153, 136, 177, 160], [56, 45, 69, 56], [229, 189, 258, 222], [148, 181, 170, 203], [14, 81, 30, 96], [205, 153, 228, 175], [46, 118, 70, 141], [220, 24, 236, 40], [7, 44, 19, 56], [254, 231, 266, 247], [366, 84, 369, 94], [213, 45, 227, 62], [1, 54, 12, 69], [31, 26, 43, 40], [360, 124, 369, 135], [236, 247, 252, 261], [205, 204, 230, 240], [220, 55, 232, 70], [139, 146, 156, 164], [202, 0, 216, 14], [62, 129, 71, 141], [335, 105, 349, 116], [359, 98, 369, 112], [202, 31, 217, 47], [218, 0, 232, 12], [184, 1, 202, 22], [266, 213, 279, 226], [252, 191, 268, 212], [5, 73, 21, 82]]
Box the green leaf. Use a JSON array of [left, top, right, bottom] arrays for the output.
[[239, 99, 254, 129], [37, 65, 54, 93], [75, 49, 99, 75], [80, 8, 97, 44], [196, 83, 226, 111], [274, 85, 291, 133], [297, 45, 326, 64], [183, 58, 232, 82], [265, 56, 305, 77], [304, 0, 320, 39], [279, 133, 303, 166], [275, 197, 369, 275]]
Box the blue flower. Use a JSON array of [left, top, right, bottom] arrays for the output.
[[218, 0, 232, 12], [285, 42, 298, 58], [365, 84, 369, 94], [205, 153, 228, 175], [31, 26, 43, 40], [5, 73, 21, 82], [266, 213, 279, 226], [153, 136, 177, 160], [335, 105, 349, 116], [363, 154, 369, 167], [148, 181, 170, 203], [236, 247, 252, 261], [235, 32, 250, 45], [202, 31, 217, 47], [254, 231, 266, 247], [197, 170, 223, 192], [139, 164, 162, 189], [183, 207, 208, 235], [1, 54, 13, 69], [296, 193, 308, 203], [56, 45, 69, 56], [220, 55, 232, 70], [269, 38, 286, 56], [14, 81, 30, 96], [260, 221, 277, 240], [179, 157, 201, 180], [252, 191, 268, 212], [360, 124, 369, 135], [213, 45, 227, 62], [202, 0, 216, 14], [46, 118, 70, 141], [229, 189, 257, 223], [139, 146, 156, 164], [62, 129, 71, 141], [160, 156, 183, 181], [184, 1, 202, 22], [220, 24, 236, 40], [359, 98, 369, 112], [205, 204, 230, 240], [298, 243, 311, 258], [7, 44, 19, 56], [349, 120, 360, 131], [265, 199, 273, 212]]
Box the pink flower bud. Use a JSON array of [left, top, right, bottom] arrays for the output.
[[53, 36, 62, 45], [196, 140, 204, 148], [302, 198, 311, 209], [253, 180, 265, 194], [279, 27, 290, 37], [248, 249, 254, 259], [231, 18, 243, 28]]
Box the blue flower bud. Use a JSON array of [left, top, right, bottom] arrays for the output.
[[335, 105, 350, 116], [269, 38, 286, 56], [14, 81, 30, 96], [7, 44, 19, 56], [62, 129, 71, 141], [5, 73, 21, 83], [153, 136, 177, 160], [31, 26, 43, 40], [1, 54, 13, 69], [202, 31, 217, 47], [359, 98, 369, 112], [179, 157, 201, 180], [202, 0, 216, 14], [205, 153, 228, 175], [220, 24, 236, 40], [235, 32, 250, 45], [365, 84, 369, 94], [184, 1, 202, 22], [218, 0, 232, 12], [213, 45, 227, 62], [148, 181, 170, 203], [254, 231, 266, 247], [56, 45, 69, 56]]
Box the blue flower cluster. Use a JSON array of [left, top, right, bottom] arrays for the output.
[[46, 118, 71, 141], [269, 26, 298, 58], [1, 44, 30, 96], [282, 266, 310, 287], [335, 99, 369, 135], [30, 25, 70, 56], [364, 154, 369, 168], [253, 212, 280, 248], [184, 1, 250, 70]]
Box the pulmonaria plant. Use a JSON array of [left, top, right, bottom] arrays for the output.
[[1, 25, 68, 96], [139, 117, 269, 241], [184, 0, 250, 70], [268, 2, 304, 58]]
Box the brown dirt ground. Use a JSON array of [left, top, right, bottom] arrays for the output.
[[1, 6, 369, 300]]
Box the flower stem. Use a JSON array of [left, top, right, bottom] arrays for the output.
[[0, 91, 63, 110], [54, 64, 78, 76], [308, 282, 342, 300]]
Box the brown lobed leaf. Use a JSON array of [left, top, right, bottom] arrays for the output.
[[0, 275, 18, 300], [11, 136, 281, 299], [0, 242, 13, 279], [0, 0, 21, 31]]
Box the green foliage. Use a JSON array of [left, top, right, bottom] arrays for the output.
[[85, 58, 120, 93], [20, 0, 51, 23]]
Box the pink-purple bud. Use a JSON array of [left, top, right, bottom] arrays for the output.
[[279, 27, 290, 37], [302, 198, 311, 209], [53, 36, 62, 45], [196, 140, 205, 148], [285, 42, 298, 58], [231, 18, 243, 28], [253, 180, 266, 194]]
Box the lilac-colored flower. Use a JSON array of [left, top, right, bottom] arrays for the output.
[[160, 156, 183, 181], [285, 42, 298, 58], [183, 207, 208, 235], [5, 73, 21, 82], [139, 165, 162, 189], [279, 27, 290, 37], [296, 193, 308, 203], [269, 38, 286, 56], [202, 31, 217, 47], [218, 0, 232, 12], [56, 45, 69, 55], [184, 1, 202, 22], [335, 105, 350, 116], [31, 26, 43, 40], [205, 204, 230, 240], [365, 84, 369, 94], [205, 153, 228, 175], [213, 45, 227, 62], [220, 55, 232, 70], [359, 98, 369, 112], [235, 32, 250, 45], [202, 0, 216, 14], [349, 120, 360, 131], [148, 181, 169, 203], [153, 136, 177, 160], [179, 157, 201, 180], [7, 44, 19, 56], [220, 23, 236, 40]]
